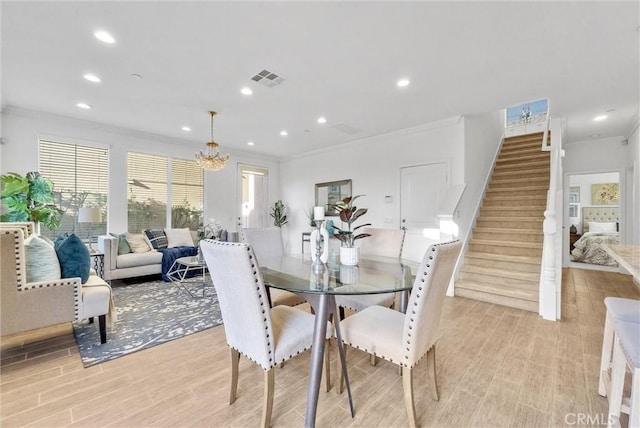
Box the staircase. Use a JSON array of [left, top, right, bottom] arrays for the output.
[[456, 132, 550, 312]]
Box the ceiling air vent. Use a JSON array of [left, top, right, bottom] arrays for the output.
[[331, 122, 363, 135], [251, 69, 284, 87]]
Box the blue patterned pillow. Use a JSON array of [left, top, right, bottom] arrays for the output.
[[144, 229, 168, 249], [55, 233, 90, 283]]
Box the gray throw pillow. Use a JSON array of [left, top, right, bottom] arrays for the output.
[[24, 233, 62, 283]]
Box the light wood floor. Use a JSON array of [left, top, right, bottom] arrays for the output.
[[2, 268, 639, 428]]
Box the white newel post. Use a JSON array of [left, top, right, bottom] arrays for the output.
[[540, 209, 557, 320]]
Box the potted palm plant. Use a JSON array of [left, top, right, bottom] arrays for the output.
[[332, 195, 371, 265], [270, 200, 288, 228]]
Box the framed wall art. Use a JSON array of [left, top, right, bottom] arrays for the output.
[[315, 179, 351, 216], [591, 183, 619, 205]]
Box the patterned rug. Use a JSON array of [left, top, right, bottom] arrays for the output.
[[73, 275, 223, 367]]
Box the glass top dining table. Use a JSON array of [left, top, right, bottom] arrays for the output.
[[259, 254, 419, 428]]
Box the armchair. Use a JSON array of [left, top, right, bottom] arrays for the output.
[[0, 223, 113, 343]]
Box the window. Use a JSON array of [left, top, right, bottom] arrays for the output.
[[127, 152, 203, 233], [39, 140, 109, 241], [240, 165, 268, 229]]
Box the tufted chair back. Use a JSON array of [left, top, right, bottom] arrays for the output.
[[200, 240, 276, 370], [358, 227, 406, 259], [240, 229, 305, 307], [402, 239, 462, 368], [0, 223, 79, 336], [242, 227, 284, 259]]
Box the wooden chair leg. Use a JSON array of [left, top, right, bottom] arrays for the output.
[[338, 345, 347, 394], [229, 349, 240, 404], [324, 339, 331, 392], [403, 366, 417, 428], [599, 312, 614, 396], [262, 369, 275, 428], [427, 346, 439, 401], [98, 315, 107, 344]]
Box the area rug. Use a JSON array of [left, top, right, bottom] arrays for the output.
[[73, 276, 223, 367]]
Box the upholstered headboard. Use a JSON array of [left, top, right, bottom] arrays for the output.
[[582, 206, 619, 233]]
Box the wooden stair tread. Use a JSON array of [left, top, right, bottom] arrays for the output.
[[464, 251, 541, 264], [455, 279, 539, 301], [469, 238, 542, 248], [481, 206, 546, 211], [460, 264, 540, 282], [455, 287, 539, 312], [473, 227, 543, 235]]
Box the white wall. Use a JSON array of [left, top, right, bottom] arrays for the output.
[[0, 107, 281, 233], [629, 122, 640, 245], [279, 114, 502, 257], [461, 111, 504, 239]]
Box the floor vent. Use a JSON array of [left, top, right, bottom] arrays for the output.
[[251, 69, 284, 87]]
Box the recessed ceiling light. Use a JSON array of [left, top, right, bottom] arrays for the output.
[[280, 130, 288, 136], [593, 114, 608, 122], [76, 102, 92, 109], [83, 73, 101, 83], [181, 126, 191, 132], [397, 78, 410, 87], [317, 117, 327, 124], [94, 30, 115, 44], [247, 141, 255, 146], [241, 87, 253, 95]]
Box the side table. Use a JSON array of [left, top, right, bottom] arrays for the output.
[[166, 256, 209, 298], [89, 252, 105, 279]]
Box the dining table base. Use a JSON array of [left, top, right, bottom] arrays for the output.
[[300, 292, 355, 428]]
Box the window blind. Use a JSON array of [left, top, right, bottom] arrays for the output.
[[38, 140, 109, 240]]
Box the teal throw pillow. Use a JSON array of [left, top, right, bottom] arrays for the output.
[[24, 233, 61, 283], [109, 232, 131, 255], [55, 233, 90, 284]]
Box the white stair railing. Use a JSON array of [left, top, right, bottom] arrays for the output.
[[539, 117, 563, 320]]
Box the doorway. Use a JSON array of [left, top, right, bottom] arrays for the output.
[[239, 164, 268, 229], [566, 171, 622, 271]]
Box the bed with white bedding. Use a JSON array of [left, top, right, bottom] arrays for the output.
[[570, 206, 619, 266]]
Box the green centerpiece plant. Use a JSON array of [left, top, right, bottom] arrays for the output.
[[332, 195, 371, 265], [0, 171, 62, 230]]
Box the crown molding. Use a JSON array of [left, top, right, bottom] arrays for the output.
[[281, 115, 463, 163], [2, 105, 279, 163]]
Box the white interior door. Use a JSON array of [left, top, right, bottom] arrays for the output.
[[400, 162, 448, 235]]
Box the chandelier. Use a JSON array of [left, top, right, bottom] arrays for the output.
[[195, 111, 229, 171]]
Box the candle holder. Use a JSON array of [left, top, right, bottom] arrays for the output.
[[312, 220, 326, 274]]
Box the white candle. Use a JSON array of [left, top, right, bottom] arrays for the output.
[[314, 206, 325, 221]]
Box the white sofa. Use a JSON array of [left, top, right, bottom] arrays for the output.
[[98, 235, 164, 281]]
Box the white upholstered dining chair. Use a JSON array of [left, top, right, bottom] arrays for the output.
[[336, 227, 406, 316], [337, 239, 462, 427], [242, 227, 306, 307], [200, 240, 329, 428]]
